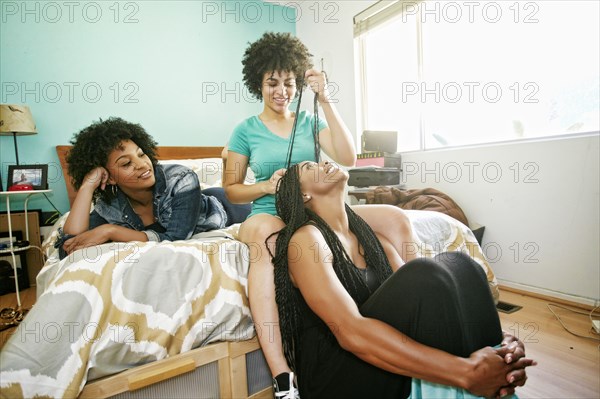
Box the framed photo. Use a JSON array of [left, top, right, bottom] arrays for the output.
[[7, 164, 48, 190]]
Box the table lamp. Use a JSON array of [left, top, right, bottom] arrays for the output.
[[0, 105, 38, 328], [0, 104, 38, 166]]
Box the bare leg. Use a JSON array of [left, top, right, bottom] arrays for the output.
[[352, 204, 418, 263], [238, 214, 289, 377]]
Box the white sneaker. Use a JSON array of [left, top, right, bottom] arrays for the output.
[[273, 372, 300, 399]]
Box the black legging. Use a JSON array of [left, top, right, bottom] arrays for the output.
[[358, 251, 503, 397], [203, 187, 251, 226], [361, 251, 502, 357]]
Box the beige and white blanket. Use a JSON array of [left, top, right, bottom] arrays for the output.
[[1, 230, 254, 398]]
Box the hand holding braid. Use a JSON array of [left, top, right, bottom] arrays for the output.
[[305, 69, 330, 104]]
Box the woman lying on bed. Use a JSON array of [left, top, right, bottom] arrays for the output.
[[271, 160, 536, 398], [56, 117, 250, 258]]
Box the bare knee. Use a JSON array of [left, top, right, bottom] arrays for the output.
[[353, 204, 416, 260], [389, 207, 417, 260], [355, 204, 412, 236], [391, 206, 413, 238], [240, 214, 284, 243], [239, 214, 285, 263]]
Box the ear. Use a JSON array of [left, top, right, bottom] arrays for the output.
[[302, 193, 312, 203], [107, 174, 117, 185]]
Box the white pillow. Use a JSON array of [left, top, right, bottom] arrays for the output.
[[159, 158, 255, 189]]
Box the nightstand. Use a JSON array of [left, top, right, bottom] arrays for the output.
[[0, 190, 51, 309]]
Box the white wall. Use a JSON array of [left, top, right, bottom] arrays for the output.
[[294, 1, 600, 304], [400, 135, 600, 304], [293, 0, 374, 140]]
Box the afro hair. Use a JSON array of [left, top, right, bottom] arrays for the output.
[[66, 117, 158, 203], [242, 32, 313, 100]]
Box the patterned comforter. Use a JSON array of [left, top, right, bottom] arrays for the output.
[[0, 226, 253, 398], [0, 210, 497, 398]]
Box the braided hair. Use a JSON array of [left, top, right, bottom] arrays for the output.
[[271, 164, 393, 371]]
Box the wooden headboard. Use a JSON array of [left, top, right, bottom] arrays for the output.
[[56, 145, 224, 208]]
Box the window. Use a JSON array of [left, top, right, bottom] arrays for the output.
[[354, 0, 600, 151]]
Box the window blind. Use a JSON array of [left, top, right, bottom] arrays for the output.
[[354, 1, 421, 37]]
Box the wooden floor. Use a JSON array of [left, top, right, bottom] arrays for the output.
[[497, 289, 599, 398], [0, 286, 37, 348], [1, 287, 599, 398]]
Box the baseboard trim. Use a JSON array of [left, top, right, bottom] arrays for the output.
[[498, 281, 599, 310]]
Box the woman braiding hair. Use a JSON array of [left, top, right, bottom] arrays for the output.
[[226, 31, 421, 397]]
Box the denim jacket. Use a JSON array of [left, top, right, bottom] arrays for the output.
[[55, 163, 227, 258]]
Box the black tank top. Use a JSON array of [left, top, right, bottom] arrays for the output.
[[356, 265, 380, 292]]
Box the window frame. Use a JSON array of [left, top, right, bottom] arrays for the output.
[[354, 0, 600, 153]]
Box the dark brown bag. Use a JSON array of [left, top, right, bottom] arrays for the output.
[[365, 186, 469, 226]]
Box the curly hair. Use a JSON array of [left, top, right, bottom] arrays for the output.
[[66, 117, 158, 204], [242, 32, 313, 100]]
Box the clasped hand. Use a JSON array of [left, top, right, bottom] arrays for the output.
[[467, 332, 536, 398]]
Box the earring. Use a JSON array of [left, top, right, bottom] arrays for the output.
[[111, 185, 118, 196]]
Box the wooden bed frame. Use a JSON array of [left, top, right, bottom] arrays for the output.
[[55, 145, 272, 399], [79, 338, 272, 399]]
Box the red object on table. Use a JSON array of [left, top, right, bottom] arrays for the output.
[[7, 184, 34, 191]]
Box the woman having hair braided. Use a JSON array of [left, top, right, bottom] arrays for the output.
[[271, 160, 536, 399], [223, 32, 415, 397]]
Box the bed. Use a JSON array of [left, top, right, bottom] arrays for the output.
[[0, 146, 499, 399]]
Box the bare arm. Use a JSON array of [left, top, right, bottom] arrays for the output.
[[222, 150, 284, 204], [289, 226, 532, 397], [221, 144, 228, 184], [63, 167, 107, 235], [62, 224, 148, 254], [305, 69, 356, 167], [63, 166, 149, 254]]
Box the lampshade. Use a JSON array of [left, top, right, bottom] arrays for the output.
[[1, 104, 38, 166], [0, 104, 37, 136]]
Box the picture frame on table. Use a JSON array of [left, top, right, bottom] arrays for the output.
[[7, 164, 48, 190]]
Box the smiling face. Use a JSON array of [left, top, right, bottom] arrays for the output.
[[261, 70, 297, 114], [106, 139, 155, 191], [298, 160, 348, 198]]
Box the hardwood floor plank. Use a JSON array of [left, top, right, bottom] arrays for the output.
[[498, 290, 599, 398]]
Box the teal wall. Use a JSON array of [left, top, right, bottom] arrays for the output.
[[0, 0, 295, 214]]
